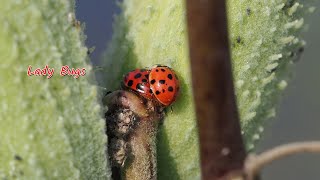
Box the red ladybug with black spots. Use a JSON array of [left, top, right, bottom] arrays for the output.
[[122, 68, 153, 99], [122, 65, 180, 107], [149, 65, 179, 106]]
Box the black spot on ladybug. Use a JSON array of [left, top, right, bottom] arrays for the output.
[[161, 68, 165, 72], [149, 89, 153, 93], [162, 89, 165, 93], [136, 83, 143, 91], [156, 69, 159, 72], [155, 90, 160, 95], [145, 74, 149, 79], [14, 155, 23, 161], [168, 86, 174, 92], [134, 73, 142, 79], [159, 80, 165, 84], [127, 80, 133, 87], [150, 79, 156, 84], [142, 78, 147, 82], [167, 74, 173, 80]]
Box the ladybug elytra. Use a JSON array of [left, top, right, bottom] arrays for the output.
[[122, 68, 153, 99], [149, 65, 179, 106], [122, 65, 180, 107]]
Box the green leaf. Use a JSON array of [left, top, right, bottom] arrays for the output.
[[103, 0, 312, 179], [0, 0, 110, 179], [228, 0, 311, 150]]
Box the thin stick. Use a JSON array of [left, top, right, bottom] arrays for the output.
[[245, 141, 320, 180], [186, 0, 246, 179]]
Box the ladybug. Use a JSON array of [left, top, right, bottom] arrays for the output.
[[122, 68, 153, 99], [149, 65, 180, 106]]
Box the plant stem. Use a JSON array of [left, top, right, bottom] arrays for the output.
[[123, 118, 159, 180], [104, 90, 163, 180], [186, 0, 246, 179], [245, 141, 320, 180]]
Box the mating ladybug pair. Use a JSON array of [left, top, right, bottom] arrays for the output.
[[122, 65, 180, 107]]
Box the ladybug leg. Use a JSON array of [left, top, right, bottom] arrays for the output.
[[161, 106, 173, 114], [102, 90, 112, 111], [163, 107, 167, 114], [106, 91, 112, 95], [157, 109, 165, 126], [102, 90, 112, 102]]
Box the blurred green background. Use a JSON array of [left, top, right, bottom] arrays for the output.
[[76, 1, 320, 179]]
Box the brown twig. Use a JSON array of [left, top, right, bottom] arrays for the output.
[[186, 0, 246, 179], [104, 90, 163, 180], [245, 141, 320, 180], [123, 118, 159, 180]]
